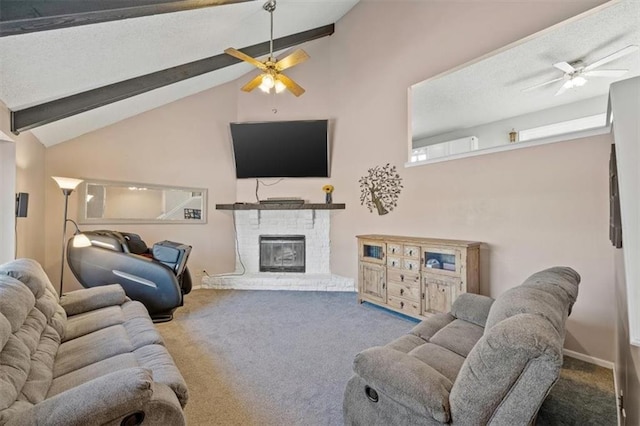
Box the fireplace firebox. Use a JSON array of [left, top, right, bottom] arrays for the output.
[[259, 235, 305, 273]]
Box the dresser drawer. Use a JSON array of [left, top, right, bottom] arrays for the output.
[[387, 256, 402, 269], [388, 281, 421, 302], [403, 245, 420, 258], [403, 258, 420, 272], [387, 270, 420, 285], [387, 295, 421, 316], [387, 243, 402, 256]]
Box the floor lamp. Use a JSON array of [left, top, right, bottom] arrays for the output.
[[52, 176, 83, 298]]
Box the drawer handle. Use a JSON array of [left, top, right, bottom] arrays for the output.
[[400, 301, 405, 308], [400, 288, 404, 296], [409, 250, 413, 256], [400, 274, 404, 282], [408, 264, 413, 270]]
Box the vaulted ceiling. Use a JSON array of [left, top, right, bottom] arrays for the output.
[[0, 0, 360, 146]]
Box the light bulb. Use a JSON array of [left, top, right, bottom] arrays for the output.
[[275, 79, 286, 93], [259, 74, 275, 93], [573, 76, 587, 87]]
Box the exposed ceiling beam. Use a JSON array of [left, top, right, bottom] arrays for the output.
[[10, 24, 335, 134], [0, 0, 255, 37]]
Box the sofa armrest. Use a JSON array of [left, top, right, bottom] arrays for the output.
[[60, 284, 127, 316], [450, 293, 495, 327], [6, 368, 157, 426], [353, 346, 452, 423]]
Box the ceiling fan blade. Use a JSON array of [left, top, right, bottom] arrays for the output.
[[275, 49, 310, 71], [277, 74, 305, 97], [225, 48, 267, 71], [241, 74, 264, 92], [522, 77, 564, 92], [583, 69, 629, 78], [584, 45, 639, 72], [553, 62, 576, 73], [554, 81, 571, 96]]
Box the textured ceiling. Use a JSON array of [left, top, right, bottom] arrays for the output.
[[411, 0, 640, 142], [0, 0, 359, 146]]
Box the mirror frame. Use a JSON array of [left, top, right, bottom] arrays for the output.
[[77, 179, 208, 224]]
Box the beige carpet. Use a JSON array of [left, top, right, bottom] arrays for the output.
[[157, 289, 617, 425]]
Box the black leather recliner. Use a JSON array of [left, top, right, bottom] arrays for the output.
[[66, 230, 192, 322]]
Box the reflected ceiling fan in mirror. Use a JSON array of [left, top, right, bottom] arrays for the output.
[[225, 0, 309, 96], [523, 45, 639, 96]]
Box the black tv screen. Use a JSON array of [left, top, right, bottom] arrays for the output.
[[230, 120, 329, 178]]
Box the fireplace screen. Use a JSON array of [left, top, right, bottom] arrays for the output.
[[259, 235, 305, 273]]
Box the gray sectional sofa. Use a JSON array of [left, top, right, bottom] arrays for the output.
[[0, 258, 188, 425], [344, 266, 580, 425]]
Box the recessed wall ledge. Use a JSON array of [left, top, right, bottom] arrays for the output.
[[406, 125, 611, 168]]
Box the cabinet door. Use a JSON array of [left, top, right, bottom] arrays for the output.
[[426, 279, 453, 314], [359, 239, 386, 265], [421, 247, 461, 276], [359, 262, 386, 302]]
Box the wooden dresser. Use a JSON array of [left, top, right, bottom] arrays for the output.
[[357, 235, 482, 319]]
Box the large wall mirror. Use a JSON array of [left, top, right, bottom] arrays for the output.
[[408, 0, 639, 165], [78, 179, 207, 224]]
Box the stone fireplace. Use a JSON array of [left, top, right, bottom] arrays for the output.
[[202, 204, 353, 291]]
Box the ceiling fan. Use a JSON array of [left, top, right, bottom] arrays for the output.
[[523, 45, 639, 96], [224, 0, 309, 97]]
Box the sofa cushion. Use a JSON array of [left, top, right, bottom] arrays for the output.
[[408, 343, 466, 383], [409, 313, 455, 341], [450, 293, 494, 327], [54, 325, 134, 377], [60, 285, 127, 316], [0, 335, 31, 410], [0, 259, 66, 339], [0, 259, 53, 300], [19, 326, 59, 404], [0, 275, 35, 333], [64, 306, 125, 342], [48, 353, 139, 398], [386, 334, 428, 354], [485, 266, 579, 333], [429, 319, 484, 358]]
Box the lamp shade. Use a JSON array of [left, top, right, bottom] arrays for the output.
[[52, 176, 83, 191]]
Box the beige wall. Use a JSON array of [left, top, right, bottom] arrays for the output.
[[0, 102, 46, 263], [235, 0, 614, 360], [44, 82, 238, 292], [41, 0, 616, 363]]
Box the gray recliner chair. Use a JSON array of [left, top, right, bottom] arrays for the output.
[[67, 230, 192, 322]]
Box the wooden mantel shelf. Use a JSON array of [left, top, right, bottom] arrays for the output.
[[216, 203, 346, 211]]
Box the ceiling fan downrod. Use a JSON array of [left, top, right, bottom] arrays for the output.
[[264, 0, 276, 61]]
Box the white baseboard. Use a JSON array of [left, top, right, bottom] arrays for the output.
[[563, 348, 614, 369]]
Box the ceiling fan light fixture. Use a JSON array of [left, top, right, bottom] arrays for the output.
[[260, 74, 275, 92], [274, 79, 286, 93], [572, 76, 587, 87]]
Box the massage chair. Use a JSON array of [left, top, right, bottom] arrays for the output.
[[67, 230, 192, 322]]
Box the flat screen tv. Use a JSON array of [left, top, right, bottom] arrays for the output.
[[230, 120, 329, 178]]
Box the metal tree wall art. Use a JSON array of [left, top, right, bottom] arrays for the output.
[[359, 163, 403, 215]]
